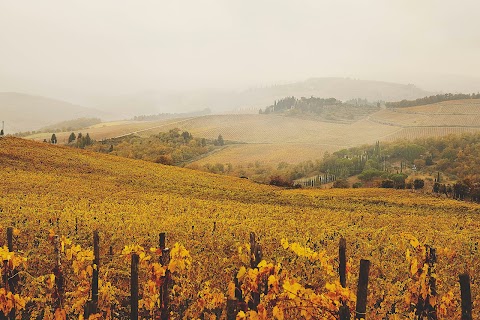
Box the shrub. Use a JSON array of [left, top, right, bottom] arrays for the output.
[[381, 180, 394, 188], [269, 175, 293, 188], [333, 179, 350, 188], [413, 179, 425, 190], [352, 182, 363, 188]]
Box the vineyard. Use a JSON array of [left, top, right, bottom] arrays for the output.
[[19, 99, 480, 168], [389, 99, 480, 115], [382, 127, 480, 142], [1, 137, 480, 319], [369, 100, 480, 128]]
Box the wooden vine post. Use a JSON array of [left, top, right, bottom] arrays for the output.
[[226, 298, 238, 320], [159, 232, 171, 320], [131, 253, 139, 320], [226, 270, 244, 320], [84, 230, 100, 317], [338, 237, 350, 320], [355, 259, 370, 320], [6, 227, 15, 294], [249, 232, 262, 311], [426, 246, 437, 320], [53, 235, 65, 313], [6, 227, 13, 253], [459, 273, 472, 320], [92, 230, 100, 308], [415, 246, 437, 319], [1, 227, 17, 320]]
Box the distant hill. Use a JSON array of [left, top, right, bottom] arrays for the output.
[[0, 92, 108, 133], [239, 77, 433, 108], [91, 77, 433, 114]]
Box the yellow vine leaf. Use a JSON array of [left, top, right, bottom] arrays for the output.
[[237, 266, 246, 280], [257, 260, 267, 268], [54, 308, 66, 320], [228, 282, 236, 299], [273, 306, 284, 320], [410, 258, 418, 275]]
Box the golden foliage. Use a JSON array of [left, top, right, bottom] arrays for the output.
[[0, 137, 479, 318]]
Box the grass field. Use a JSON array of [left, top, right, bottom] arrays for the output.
[[0, 137, 479, 318]]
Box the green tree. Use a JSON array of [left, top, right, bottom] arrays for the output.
[[390, 173, 407, 189], [381, 179, 394, 188], [85, 133, 92, 146], [68, 132, 76, 143], [217, 134, 224, 146], [181, 131, 192, 144], [453, 182, 469, 200], [413, 179, 425, 190], [358, 168, 383, 181], [333, 179, 350, 188]]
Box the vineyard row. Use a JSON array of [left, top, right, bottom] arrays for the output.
[[0, 227, 475, 320]]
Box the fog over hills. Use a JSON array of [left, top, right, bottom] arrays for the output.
[[0, 77, 433, 133], [0, 92, 109, 133], [90, 77, 433, 116], [2, 1, 478, 129]]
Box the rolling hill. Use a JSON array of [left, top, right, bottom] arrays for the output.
[[23, 99, 480, 166], [92, 77, 433, 114], [376, 99, 480, 141], [0, 137, 479, 317], [0, 92, 108, 133]]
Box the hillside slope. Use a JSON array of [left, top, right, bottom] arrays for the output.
[[1, 137, 480, 317], [0, 92, 107, 133], [26, 98, 480, 166]]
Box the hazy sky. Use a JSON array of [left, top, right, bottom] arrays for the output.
[[1, 0, 479, 103]]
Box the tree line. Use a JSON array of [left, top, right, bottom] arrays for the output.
[[260, 96, 379, 115], [86, 129, 224, 166], [385, 93, 480, 109], [45, 132, 93, 148], [259, 96, 380, 122]]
